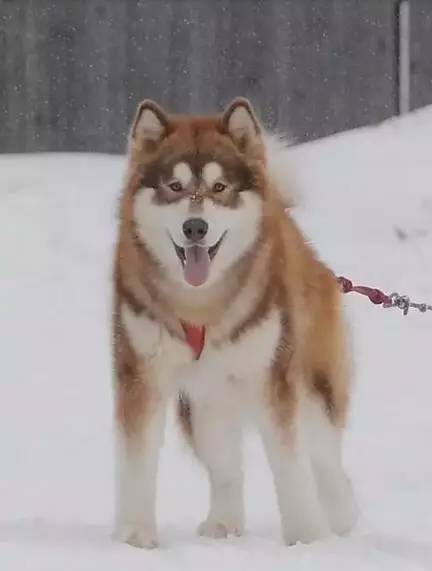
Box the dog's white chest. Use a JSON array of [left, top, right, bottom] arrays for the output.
[[120, 303, 193, 378], [121, 302, 281, 403], [178, 308, 282, 405]]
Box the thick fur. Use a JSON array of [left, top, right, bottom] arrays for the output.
[[112, 98, 358, 548]]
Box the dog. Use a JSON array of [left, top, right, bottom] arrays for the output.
[[112, 97, 358, 548]]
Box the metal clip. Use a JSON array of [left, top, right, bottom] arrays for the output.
[[385, 292, 432, 316], [385, 292, 410, 315]]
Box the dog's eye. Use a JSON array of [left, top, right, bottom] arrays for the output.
[[168, 181, 183, 192], [213, 182, 227, 193]]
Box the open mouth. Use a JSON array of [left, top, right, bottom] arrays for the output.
[[173, 232, 226, 266], [170, 232, 227, 287], [208, 232, 226, 259]]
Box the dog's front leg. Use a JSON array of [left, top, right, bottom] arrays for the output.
[[114, 370, 166, 549]]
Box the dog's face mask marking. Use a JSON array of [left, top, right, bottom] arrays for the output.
[[130, 98, 266, 289]]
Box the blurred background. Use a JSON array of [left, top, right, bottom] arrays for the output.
[[1, 0, 431, 153]]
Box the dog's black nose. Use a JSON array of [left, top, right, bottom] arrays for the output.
[[183, 218, 208, 242]]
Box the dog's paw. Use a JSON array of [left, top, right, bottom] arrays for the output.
[[198, 519, 243, 539], [329, 494, 359, 536], [115, 523, 159, 549], [322, 479, 359, 535], [283, 519, 330, 546]]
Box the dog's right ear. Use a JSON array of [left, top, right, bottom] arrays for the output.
[[221, 98, 262, 153], [130, 100, 169, 148]]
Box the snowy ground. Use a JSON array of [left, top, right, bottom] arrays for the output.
[[1, 107, 432, 570]]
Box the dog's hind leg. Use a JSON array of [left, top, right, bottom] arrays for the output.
[[307, 304, 358, 535], [259, 406, 330, 544], [258, 367, 331, 545], [179, 395, 244, 538], [304, 282, 358, 535], [304, 394, 359, 535]]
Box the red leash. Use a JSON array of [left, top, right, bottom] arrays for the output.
[[336, 276, 390, 306], [336, 276, 432, 316]]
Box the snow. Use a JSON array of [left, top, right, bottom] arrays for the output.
[[1, 107, 432, 570]]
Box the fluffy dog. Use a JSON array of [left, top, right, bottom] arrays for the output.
[[113, 98, 358, 548]]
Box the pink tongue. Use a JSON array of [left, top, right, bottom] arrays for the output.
[[184, 245, 210, 287]]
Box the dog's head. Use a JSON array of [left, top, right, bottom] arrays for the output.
[[127, 98, 268, 289]]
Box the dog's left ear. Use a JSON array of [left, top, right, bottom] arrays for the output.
[[130, 99, 170, 150], [222, 98, 262, 152]]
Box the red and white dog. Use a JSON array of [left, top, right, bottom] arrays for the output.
[[112, 98, 358, 548]]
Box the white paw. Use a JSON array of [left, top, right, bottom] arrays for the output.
[[329, 493, 359, 535], [198, 519, 243, 539], [115, 523, 159, 549], [283, 518, 331, 545], [322, 478, 359, 535]]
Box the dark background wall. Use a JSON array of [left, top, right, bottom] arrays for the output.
[[0, 0, 430, 153], [410, 0, 432, 111]]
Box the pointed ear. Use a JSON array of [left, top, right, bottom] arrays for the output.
[[130, 100, 169, 147], [221, 98, 262, 151]]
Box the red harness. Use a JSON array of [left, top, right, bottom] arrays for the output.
[[181, 321, 206, 360]]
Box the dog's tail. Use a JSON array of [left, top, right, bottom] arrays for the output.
[[264, 132, 300, 208]]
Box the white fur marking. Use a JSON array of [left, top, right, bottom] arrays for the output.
[[203, 162, 223, 188], [179, 308, 281, 405], [133, 187, 263, 290], [121, 303, 161, 359], [120, 301, 193, 389], [173, 162, 193, 187]]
